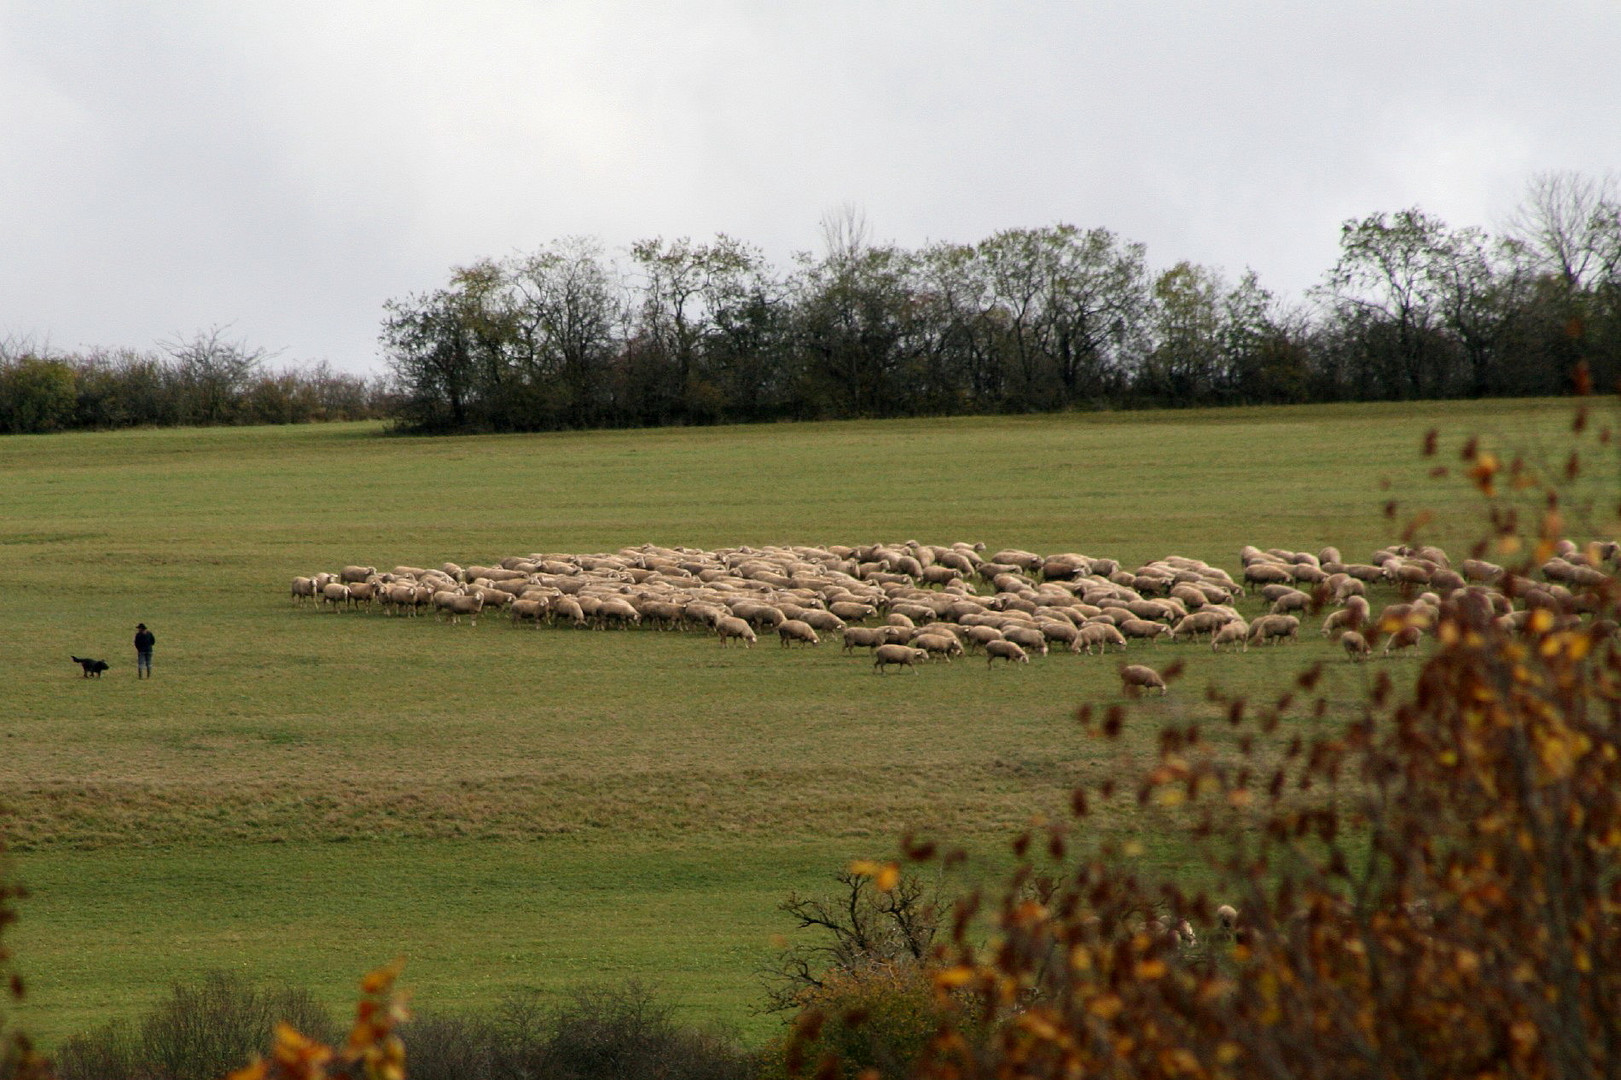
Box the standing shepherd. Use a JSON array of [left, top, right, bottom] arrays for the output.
[[134, 622, 155, 679]]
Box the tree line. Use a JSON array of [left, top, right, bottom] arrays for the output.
[[4, 171, 1615, 437], [0, 329, 388, 435], [384, 171, 1621, 432]]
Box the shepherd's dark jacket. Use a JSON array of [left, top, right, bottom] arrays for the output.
[[134, 629, 155, 653]]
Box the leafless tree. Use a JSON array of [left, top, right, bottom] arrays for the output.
[[1503, 170, 1621, 290]]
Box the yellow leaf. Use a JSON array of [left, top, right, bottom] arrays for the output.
[[1217, 1041, 1243, 1064], [359, 959, 404, 996], [933, 966, 976, 988], [1017, 1012, 1062, 1040], [1135, 958, 1168, 980], [1012, 900, 1049, 927], [1088, 993, 1123, 1019]]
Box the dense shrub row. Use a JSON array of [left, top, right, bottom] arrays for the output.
[[0, 330, 388, 434], [45, 977, 750, 1080]]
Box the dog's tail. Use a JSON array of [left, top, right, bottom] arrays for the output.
[[71, 655, 86, 663]]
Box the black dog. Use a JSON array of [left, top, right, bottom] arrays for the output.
[[72, 656, 110, 678]]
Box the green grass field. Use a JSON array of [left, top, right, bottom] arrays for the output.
[[0, 399, 1609, 1046]]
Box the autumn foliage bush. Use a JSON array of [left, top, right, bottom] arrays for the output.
[[762, 964, 952, 1080], [783, 410, 1621, 1078]]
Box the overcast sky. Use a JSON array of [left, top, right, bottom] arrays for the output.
[[2, 3, 1618, 375]]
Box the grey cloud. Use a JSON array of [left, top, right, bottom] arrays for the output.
[[1, 2, 1617, 373]]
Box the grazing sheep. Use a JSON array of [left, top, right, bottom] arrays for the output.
[[344, 580, 378, 611], [1243, 562, 1294, 586], [716, 616, 757, 647], [890, 603, 936, 624], [798, 609, 847, 633], [639, 599, 687, 629], [1321, 606, 1366, 638], [291, 577, 316, 605], [1169, 584, 1209, 610], [912, 633, 964, 662], [380, 582, 418, 616], [830, 600, 878, 621], [1119, 618, 1171, 644], [596, 598, 642, 628], [1002, 625, 1049, 654], [963, 625, 1006, 652], [841, 627, 887, 652], [320, 582, 351, 611], [1460, 558, 1504, 583], [1330, 576, 1366, 602], [1341, 631, 1371, 661], [1038, 621, 1080, 649], [777, 620, 820, 648], [1077, 623, 1128, 653], [1210, 620, 1250, 652], [985, 640, 1029, 667], [1120, 664, 1167, 696], [1171, 611, 1230, 641], [1384, 625, 1423, 657], [340, 565, 378, 584], [435, 591, 484, 626], [1270, 589, 1311, 615], [1247, 614, 1300, 645], [552, 597, 588, 628], [874, 643, 928, 674], [510, 598, 547, 627], [733, 601, 786, 629]]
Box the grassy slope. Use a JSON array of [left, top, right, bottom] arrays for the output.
[[0, 399, 1604, 1044]]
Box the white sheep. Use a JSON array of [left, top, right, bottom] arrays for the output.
[[1341, 630, 1371, 661], [985, 640, 1029, 667], [1383, 625, 1423, 657], [1210, 620, 1250, 652], [912, 633, 964, 662], [1120, 664, 1167, 696], [873, 643, 928, 673], [777, 620, 820, 648], [716, 616, 757, 648]]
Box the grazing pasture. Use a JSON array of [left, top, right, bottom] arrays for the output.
[[0, 399, 1599, 1045]]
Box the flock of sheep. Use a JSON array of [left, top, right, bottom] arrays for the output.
[[289, 537, 1618, 695]]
